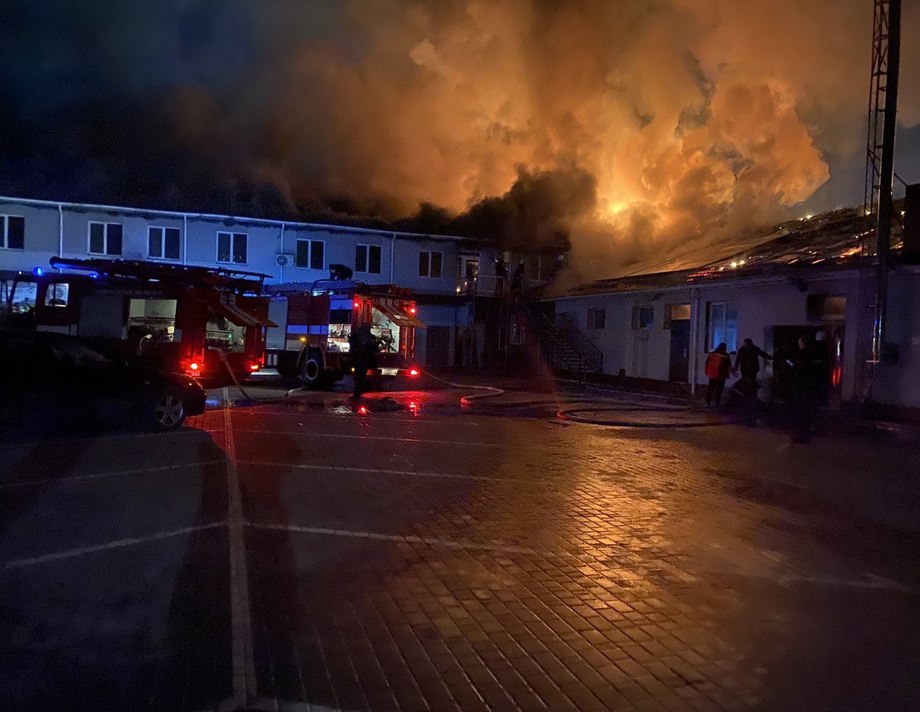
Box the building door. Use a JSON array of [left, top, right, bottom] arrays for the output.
[[668, 319, 691, 382], [769, 325, 845, 408], [425, 326, 451, 368], [632, 334, 649, 378]]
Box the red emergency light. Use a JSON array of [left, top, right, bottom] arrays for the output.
[[249, 362, 261, 372], [353, 298, 362, 309], [408, 305, 417, 315], [189, 362, 200, 372]]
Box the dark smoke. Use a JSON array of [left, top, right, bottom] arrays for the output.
[[1, 1, 919, 280]]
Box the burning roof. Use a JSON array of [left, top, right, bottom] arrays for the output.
[[565, 204, 904, 296]]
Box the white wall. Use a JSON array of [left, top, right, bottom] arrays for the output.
[[0, 200, 60, 273], [874, 267, 920, 407], [0, 197, 486, 299], [552, 269, 905, 404], [555, 290, 691, 380]]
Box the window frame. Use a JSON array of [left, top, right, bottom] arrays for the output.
[[663, 303, 691, 329], [631, 304, 655, 330], [44, 282, 70, 308], [418, 249, 444, 279], [0, 214, 25, 250], [355, 243, 383, 274], [295, 238, 325, 270], [216, 231, 248, 265], [147, 226, 182, 261], [88, 221, 123, 256], [587, 308, 606, 330], [706, 301, 738, 352]]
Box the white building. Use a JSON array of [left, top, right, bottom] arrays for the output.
[[550, 208, 920, 413], [0, 195, 566, 368]]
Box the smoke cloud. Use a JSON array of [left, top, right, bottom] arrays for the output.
[[2, 0, 918, 280]]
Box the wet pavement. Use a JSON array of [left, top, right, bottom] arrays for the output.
[[1, 384, 919, 711]]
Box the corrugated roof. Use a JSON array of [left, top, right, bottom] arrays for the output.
[[565, 205, 902, 296]]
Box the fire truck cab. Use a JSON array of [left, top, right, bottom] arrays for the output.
[[1, 257, 274, 388], [265, 278, 424, 388]]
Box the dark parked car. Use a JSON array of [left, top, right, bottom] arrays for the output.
[[0, 329, 206, 434]]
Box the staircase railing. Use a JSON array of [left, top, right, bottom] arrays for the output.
[[526, 306, 604, 375]]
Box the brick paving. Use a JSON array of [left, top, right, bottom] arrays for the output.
[[1, 390, 919, 711]]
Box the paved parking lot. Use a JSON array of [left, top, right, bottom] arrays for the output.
[[1, 387, 919, 711]]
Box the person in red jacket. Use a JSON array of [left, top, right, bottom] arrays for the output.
[[704, 342, 733, 407]]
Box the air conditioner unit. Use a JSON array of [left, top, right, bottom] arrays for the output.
[[275, 253, 293, 267]]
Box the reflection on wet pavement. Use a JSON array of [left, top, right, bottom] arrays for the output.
[[1, 392, 918, 711]]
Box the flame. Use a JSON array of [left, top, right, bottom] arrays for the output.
[[166, 0, 897, 279]]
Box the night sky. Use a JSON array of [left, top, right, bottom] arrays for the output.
[[1, 0, 918, 277]]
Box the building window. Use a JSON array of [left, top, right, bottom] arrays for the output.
[[807, 294, 846, 322], [631, 305, 655, 330], [295, 239, 325, 270], [664, 303, 691, 328], [587, 308, 606, 330], [356, 244, 382, 274], [89, 222, 123, 256], [707, 302, 738, 351], [0, 215, 25, 250], [458, 255, 479, 279], [217, 231, 247, 264], [419, 250, 443, 278], [526, 255, 544, 281], [148, 226, 181, 260]]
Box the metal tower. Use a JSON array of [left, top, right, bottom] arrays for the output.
[[864, 0, 900, 361]]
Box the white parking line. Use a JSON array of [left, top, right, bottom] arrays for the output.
[[237, 460, 501, 481], [2, 521, 227, 569], [249, 522, 539, 555], [0, 460, 227, 490], [224, 395, 258, 706], [248, 523, 916, 594]]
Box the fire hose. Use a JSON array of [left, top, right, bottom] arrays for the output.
[[210, 348, 750, 427], [209, 347, 306, 405], [415, 368, 505, 405], [209, 348, 505, 409]]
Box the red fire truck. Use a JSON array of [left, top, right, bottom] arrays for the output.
[[265, 278, 424, 388], [1, 257, 274, 387]]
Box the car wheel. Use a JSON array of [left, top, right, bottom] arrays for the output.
[[152, 391, 186, 431], [302, 355, 325, 389]]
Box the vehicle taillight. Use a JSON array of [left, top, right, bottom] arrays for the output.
[[357, 405, 368, 415], [409, 367, 420, 377], [409, 305, 417, 315], [189, 362, 200, 372], [249, 362, 261, 372]]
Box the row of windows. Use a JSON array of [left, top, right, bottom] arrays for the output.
[[584, 302, 740, 351], [0, 216, 448, 278]]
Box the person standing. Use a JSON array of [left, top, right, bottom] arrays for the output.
[[511, 261, 525, 294], [494, 256, 507, 295], [349, 323, 380, 403], [735, 338, 772, 395], [704, 342, 732, 407], [789, 335, 825, 443]]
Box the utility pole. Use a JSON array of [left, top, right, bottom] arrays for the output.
[[864, 0, 901, 363]]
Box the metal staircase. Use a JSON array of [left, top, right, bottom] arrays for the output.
[[530, 309, 604, 376]]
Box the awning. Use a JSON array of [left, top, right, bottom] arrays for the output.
[[210, 301, 278, 328], [372, 302, 425, 328]]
